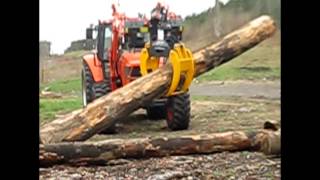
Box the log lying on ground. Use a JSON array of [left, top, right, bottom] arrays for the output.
[[40, 16, 277, 144], [40, 127, 280, 167]]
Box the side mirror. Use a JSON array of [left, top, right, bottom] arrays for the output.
[[86, 28, 93, 39]]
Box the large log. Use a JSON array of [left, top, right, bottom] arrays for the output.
[[39, 128, 280, 167], [40, 16, 277, 144]]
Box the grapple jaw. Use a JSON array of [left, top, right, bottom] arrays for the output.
[[140, 42, 195, 96]]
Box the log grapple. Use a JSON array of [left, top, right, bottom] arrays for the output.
[[140, 42, 195, 96]]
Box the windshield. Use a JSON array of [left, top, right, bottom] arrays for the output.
[[96, 24, 113, 61], [103, 27, 112, 60], [135, 32, 149, 44], [103, 26, 112, 59], [104, 27, 112, 49], [124, 29, 149, 49]]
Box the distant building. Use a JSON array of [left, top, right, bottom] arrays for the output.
[[64, 39, 96, 54], [39, 41, 51, 58]]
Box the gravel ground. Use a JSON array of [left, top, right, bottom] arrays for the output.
[[40, 151, 280, 180], [40, 83, 281, 179], [190, 81, 280, 99]]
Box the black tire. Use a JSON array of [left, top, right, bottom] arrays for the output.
[[81, 61, 116, 134], [146, 104, 166, 120], [82, 62, 111, 105], [165, 93, 191, 130], [82, 63, 95, 106]]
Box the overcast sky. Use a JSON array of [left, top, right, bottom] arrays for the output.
[[40, 0, 229, 54]]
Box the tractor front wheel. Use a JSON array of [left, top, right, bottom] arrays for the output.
[[165, 93, 191, 130]]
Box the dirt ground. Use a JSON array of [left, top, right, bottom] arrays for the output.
[[40, 92, 280, 179], [40, 152, 280, 180], [88, 94, 280, 140], [39, 57, 281, 179]]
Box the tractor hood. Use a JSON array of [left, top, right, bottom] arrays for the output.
[[121, 51, 142, 66]]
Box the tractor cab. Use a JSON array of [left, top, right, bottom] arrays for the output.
[[117, 19, 150, 85], [86, 22, 112, 62], [122, 19, 150, 50], [165, 18, 184, 41], [97, 23, 112, 63], [158, 17, 184, 41], [148, 15, 184, 59], [85, 22, 113, 86]]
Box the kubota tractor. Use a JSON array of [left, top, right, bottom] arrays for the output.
[[82, 3, 194, 133]]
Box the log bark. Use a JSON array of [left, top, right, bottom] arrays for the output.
[[39, 128, 280, 167], [40, 15, 277, 144]]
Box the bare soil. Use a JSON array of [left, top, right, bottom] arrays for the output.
[[39, 30, 281, 180], [40, 96, 280, 179], [40, 152, 280, 180]]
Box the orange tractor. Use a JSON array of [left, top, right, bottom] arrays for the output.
[[82, 3, 194, 133]]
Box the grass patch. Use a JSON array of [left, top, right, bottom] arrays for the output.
[[196, 36, 280, 81], [40, 97, 82, 123], [39, 78, 82, 124], [40, 78, 81, 94]]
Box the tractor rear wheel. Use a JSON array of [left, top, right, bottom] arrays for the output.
[[81, 61, 116, 134], [82, 63, 95, 106], [165, 93, 191, 130]]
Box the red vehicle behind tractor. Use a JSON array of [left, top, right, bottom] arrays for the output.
[[82, 3, 194, 133]]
